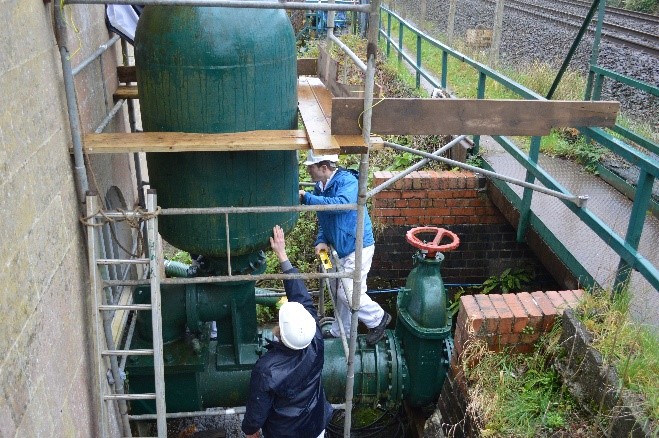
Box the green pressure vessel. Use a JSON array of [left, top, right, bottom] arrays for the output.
[[135, 6, 299, 258]]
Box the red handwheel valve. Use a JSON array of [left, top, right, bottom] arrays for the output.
[[405, 227, 460, 258]]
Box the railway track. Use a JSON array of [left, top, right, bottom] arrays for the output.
[[499, 0, 659, 56], [409, 0, 658, 120], [549, 0, 659, 29]]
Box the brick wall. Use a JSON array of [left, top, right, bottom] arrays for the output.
[[372, 170, 503, 226], [435, 290, 584, 437], [369, 171, 558, 289]]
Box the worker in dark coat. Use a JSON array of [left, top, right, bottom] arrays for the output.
[[241, 225, 333, 438]]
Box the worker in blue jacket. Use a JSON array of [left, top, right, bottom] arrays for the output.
[[299, 151, 391, 346], [242, 225, 333, 438]]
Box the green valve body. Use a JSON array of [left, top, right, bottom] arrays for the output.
[[135, 6, 299, 259], [397, 252, 453, 408]]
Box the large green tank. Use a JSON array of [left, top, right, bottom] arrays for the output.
[[135, 6, 299, 260]]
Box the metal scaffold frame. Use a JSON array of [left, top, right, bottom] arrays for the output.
[[59, 0, 382, 437]]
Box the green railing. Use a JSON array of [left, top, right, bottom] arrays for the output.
[[378, 6, 659, 293]]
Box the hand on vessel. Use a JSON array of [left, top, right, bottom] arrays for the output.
[[270, 225, 288, 262]]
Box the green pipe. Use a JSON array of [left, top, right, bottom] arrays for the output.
[[163, 261, 281, 306], [126, 331, 407, 414], [164, 260, 194, 278], [254, 288, 283, 307]]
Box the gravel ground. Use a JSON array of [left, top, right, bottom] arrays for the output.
[[390, 0, 658, 126]]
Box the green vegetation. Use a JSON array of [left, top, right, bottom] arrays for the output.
[[607, 0, 659, 14], [462, 328, 594, 437], [480, 267, 535, 294], [256, 304, 277, 325], [446, 267, 534, 316], [167, 250, 192, 264], [576, 290, 658, 422]]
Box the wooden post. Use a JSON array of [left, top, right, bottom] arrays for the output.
[[448, 0, 457, 45], [491, 0, 505, 66], [419, 0, 427, 30]]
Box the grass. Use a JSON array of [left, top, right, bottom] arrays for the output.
[[576, 290, 659, 423], [461, 328, 594, 437]]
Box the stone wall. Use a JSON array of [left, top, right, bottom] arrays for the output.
[[369, 170, 558, 289], [1, 2, 137, 437], [557, 311, 656, 437]]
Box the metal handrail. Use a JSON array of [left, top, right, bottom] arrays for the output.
[[378, 6, 658, 292]]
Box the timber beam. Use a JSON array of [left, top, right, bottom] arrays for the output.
[[79, 130, 383, 154], [331, 98, 619, 136]]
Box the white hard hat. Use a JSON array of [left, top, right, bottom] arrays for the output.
[[303, 150, 339, 166], [278, 302, 316, 350]]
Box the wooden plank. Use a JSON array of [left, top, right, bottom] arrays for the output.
[[117, 66, 137, 83], [298, 77, 341, 153], [307, 76, 334, 120], [80, 131, 381, 154], [80, 131, 382, 154], [117, 57, 319, 84], [81, 130, 309, 153], [331, 98, 620, 136], [114, 85, 138, 100], [297, 58, 318, 76]]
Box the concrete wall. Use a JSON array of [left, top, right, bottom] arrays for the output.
[[1, 2, 138, 436]]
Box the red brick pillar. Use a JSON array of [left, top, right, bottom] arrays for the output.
[[454, 290, 584, 357]]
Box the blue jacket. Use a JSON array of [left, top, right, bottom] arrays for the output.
[[241, 266, 333, 437], [302, 168, 375, 259]]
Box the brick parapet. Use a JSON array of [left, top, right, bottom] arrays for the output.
[[372, 171, 505, 226], [454, 290, 584, 358]]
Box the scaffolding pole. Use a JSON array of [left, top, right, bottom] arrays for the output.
[[145, 191, 168, 437], [384, 140, 589, 207], [343, 1, 381, 436]]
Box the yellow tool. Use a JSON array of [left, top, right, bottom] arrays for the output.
[[318, 249, 333, 270]]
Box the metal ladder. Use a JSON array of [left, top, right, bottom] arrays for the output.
[[85, 191, 167, 438]]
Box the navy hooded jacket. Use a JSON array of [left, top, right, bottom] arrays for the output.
[[241, 266, 333, 437]]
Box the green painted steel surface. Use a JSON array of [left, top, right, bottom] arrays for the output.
[[322, 331, 407, 407], [126, 322, 406, 413], [396, 253, 452, 407], [135, 6, 299, 258], [133, 283, 258, 345]]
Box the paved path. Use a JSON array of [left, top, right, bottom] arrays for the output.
[[480, 137, 658, 328]]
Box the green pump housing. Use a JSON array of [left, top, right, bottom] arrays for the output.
[[126, 4, 453, 418]]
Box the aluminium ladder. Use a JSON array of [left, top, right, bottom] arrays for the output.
[[85, 191, 167, 438]]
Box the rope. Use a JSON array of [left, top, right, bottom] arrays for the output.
[[79, 135, 158, 259], [59, 0, 83, 59], [80, 206, 160, 258], [357, 98, 385, 135]]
